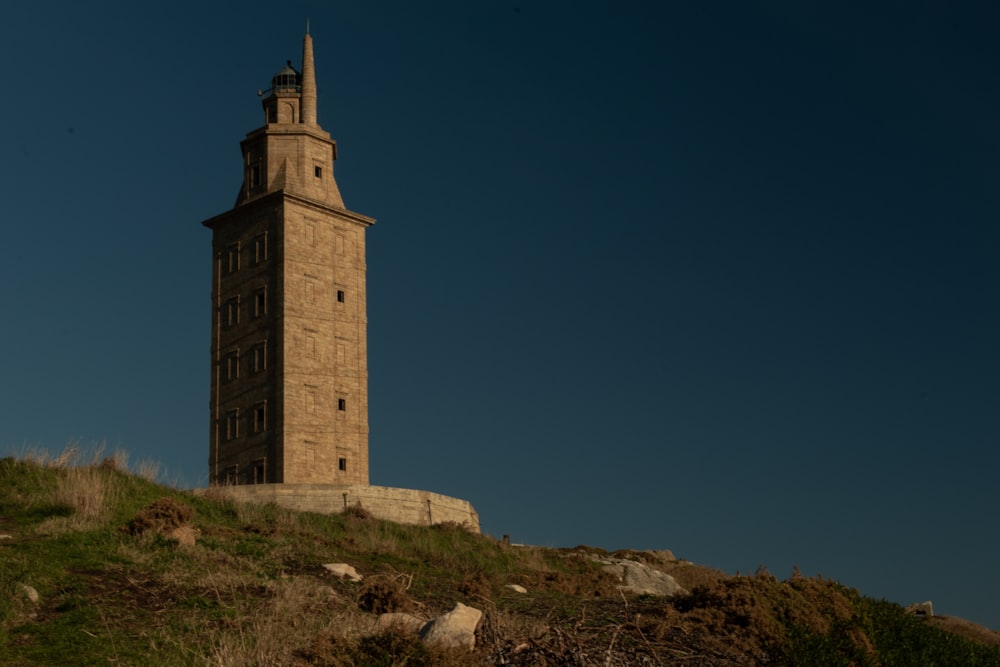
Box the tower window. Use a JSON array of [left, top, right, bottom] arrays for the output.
[[224, 350, 239, 382], [338, 457, 347, 471], [223, 465, 239, 486], [254, 234, 267, 264], [314, 166, 323, 178], [337, 290, 345, 303], [226, 244, 240, 273], [253, 287, 267, 318], [253, 402, 267, 433], [253, 459, 266, 484], [224, 297, 240, 327], [338, 398, 346, 411], [250, 163, 262, 188], [225, 409, 239, 440], [252, 342, 267, 373]]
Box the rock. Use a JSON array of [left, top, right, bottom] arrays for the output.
[[377, 612, 425, 634], [419, 602, 482, 650], [169, 525, 197, 547], [19, 584, 39, 604], [597, 558, 688, 597], [0, 534, 13, 540], [906, 601, 934, 617], [323, 563, 363, 582], [505, 584, 528, 594], [643, 549, 676, 562]]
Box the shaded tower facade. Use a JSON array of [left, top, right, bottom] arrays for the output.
[[203, 33, 374, 486]]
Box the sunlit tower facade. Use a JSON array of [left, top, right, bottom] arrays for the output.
[[202, 32, 374, 486]]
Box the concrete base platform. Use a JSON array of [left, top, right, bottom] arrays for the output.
[[198, 483, 480, 532]]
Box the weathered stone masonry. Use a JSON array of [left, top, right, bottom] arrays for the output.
[[200, 32, 478, 531]]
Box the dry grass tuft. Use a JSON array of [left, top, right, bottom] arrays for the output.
[[343, 504, 372, 520], [133, 458, 161, 482], [356, 574, 415, 615], [36, 464, 121, 535], [12, 441, 156, 479], [458, 571, 492, 600], [205, 575, 372, 666]]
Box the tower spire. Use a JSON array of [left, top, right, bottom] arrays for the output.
[[301, 31, 317, 125]]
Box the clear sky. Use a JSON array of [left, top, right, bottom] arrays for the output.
[[2, 0, 998, 631]]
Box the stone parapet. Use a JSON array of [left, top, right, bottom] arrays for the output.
[[199, 483, 480, 532]]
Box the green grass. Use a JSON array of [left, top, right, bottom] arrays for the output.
[[2, 452, 999, 666]]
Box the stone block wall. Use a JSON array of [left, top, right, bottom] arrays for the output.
[[201, 484, 480, 532]]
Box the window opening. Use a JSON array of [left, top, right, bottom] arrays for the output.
[[226, 244, 240, 273], [225, 409, 239, 440], [253, 342, 267, 373], [224, 297, 240, 327], [253, 287, 267, 318], [225, 350, 239, 382], [253, 402, 267, 433], [254, 234, 267, 264]]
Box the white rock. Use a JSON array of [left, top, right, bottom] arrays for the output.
[[419, 602, 482, 650], [599, 559, 688, 597], [377, 612, 425, 634], [0, 534, 13, 540], [19, 584, 39, 604], [505, 584, 528, 594], [322, 563, 363, 582]]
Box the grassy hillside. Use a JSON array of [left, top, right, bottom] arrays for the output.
[[2, 451, 999, 666]]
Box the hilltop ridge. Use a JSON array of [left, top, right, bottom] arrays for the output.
[[2, 451, 999, 665]]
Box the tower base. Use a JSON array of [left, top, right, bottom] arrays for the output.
[[198, 483, 480, 532]]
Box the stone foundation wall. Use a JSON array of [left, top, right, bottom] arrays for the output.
[[200, 483, 480, 532]]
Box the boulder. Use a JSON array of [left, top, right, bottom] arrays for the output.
[[323, 563, 363, 582], [377, 612, 425, 634], [419, 602, 482, 650], [597, 558, 688, 597], [643, 549, 676, 562]]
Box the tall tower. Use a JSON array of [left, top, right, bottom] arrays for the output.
[[202, 32, 374, 486]]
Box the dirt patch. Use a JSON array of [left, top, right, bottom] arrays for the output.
[[127, 497, 194, 537]]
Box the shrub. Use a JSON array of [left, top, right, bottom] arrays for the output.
[[357, 575, 413, 614]]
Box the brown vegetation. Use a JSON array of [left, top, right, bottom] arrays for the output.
[[127, 497, 194, 537], [3, 451, 1000, 666]]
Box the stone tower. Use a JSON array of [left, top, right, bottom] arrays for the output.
[[202, 32, 374, 487]]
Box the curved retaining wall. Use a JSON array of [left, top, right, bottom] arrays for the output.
[[202, 484, 480, 532]]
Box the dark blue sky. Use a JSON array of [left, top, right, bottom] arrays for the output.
[[2, 1, 998, 630]]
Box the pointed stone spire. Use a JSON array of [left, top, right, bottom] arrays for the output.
[[301, 30, 318, 126]]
